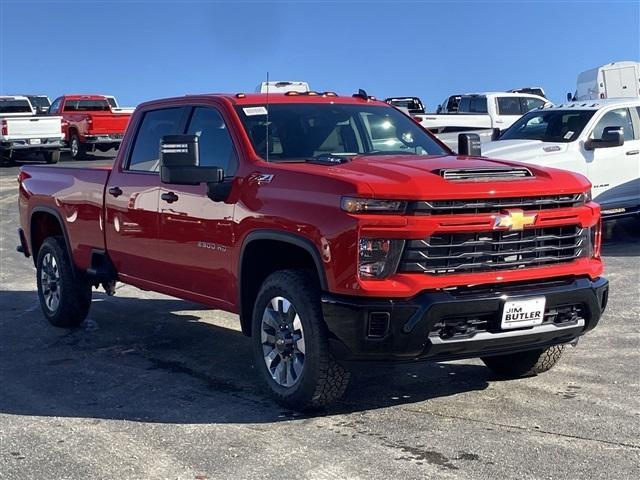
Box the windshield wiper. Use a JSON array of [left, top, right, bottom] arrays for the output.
[[364, 150, 418, 156], [305, 154, 351, 165]]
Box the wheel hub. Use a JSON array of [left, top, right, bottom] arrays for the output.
[[261, 296, 306, 388], [40, 253, 61, 312]]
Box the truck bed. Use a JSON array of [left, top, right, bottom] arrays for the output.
[[19, 165, 111, 270]]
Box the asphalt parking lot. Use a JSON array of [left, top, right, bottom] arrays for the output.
[[0, 153, 639, 480]]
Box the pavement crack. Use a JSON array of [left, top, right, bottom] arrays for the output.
[[403, 408, 640, 449]]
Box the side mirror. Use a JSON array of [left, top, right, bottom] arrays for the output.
[[159, 135, 224, 185], [566, 92, 573, 102], [458, 133, 482, 156], [584, 126, 624, 151], [491, 128, 501, 141]]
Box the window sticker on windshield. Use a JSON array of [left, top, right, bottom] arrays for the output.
[[564, 131, 574, 139], [243, 106, 268, 116]]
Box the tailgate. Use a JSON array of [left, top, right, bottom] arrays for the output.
[[4, 116, 63, 139], [88, 112, 131, 135]]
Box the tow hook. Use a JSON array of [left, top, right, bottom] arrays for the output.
[[102, 280, 117, 296]]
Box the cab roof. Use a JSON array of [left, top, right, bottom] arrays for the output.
[[540, 98, 640, 111]]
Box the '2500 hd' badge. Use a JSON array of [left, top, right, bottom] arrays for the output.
[[494, 209, 537, 231]]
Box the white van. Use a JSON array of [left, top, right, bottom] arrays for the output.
[[574, 61, 640, 101], [482, 99, 640, 218], [255, 81, 310, 94]]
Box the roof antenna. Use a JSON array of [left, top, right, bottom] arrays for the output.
[[265, 71, 270, 162]]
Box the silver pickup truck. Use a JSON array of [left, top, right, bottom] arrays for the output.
[[0, 96, 64, 164]]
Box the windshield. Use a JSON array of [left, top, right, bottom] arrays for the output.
[[0, 99, 32, 113], [235, 103, 448, 161], [500, 110, 596, 143], [63, 99, 111, 112]]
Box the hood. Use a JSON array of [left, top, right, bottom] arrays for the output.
[[277, 154, 590, 200], [482, 139, 569, 162]]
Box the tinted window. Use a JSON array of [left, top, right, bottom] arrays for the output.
[[128, 108, 184, 172], [592, 108, 634, 141], [63, 99, 110, 112], [496, 97, 522, 115], [28, 96, 51, 110], [107, 97, 117, 108], [49, 97, 61, 114], [0, 99, 32, 113], [235, 103, 448, 161], [500, 110, 596, 143], [522, 97, 545, 112], [458, 97, 487, 113], [186, 107, 238, 174]]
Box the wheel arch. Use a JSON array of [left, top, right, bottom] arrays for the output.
[[30, 206, 73, 269], [238, 230, 328, 337]]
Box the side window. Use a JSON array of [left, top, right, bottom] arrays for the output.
[[522, 97, 545, 113], [470, 97, 488, 113], [496, 97, 522, 115], [186, 107, 238, 175], [591, 108, 634, 141], [128, 108, 184, 172], [49, 97, 61, 114]]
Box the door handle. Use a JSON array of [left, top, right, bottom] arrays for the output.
[[108, 186, 123, 197], [626, 150, 639, 155], [161, 192, 179, 203]]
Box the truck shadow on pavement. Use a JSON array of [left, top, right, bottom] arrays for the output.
[[0, 290, 492, 424]]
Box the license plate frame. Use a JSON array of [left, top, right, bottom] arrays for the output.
[[500, 296, 546, 330], [29, 138, 42, 145]]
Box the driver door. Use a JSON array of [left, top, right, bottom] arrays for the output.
[[583, 107, 640, 212]]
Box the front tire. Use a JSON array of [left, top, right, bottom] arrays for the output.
[[252, 270, 350, 410], [481, 345, 565, 378], [36, 236, 92, 328]]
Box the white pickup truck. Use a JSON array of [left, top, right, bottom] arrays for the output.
[[105, 95, 136, 114], [415, 92, 549, 133], [482, 98, 640, 218], [0, 96, 64, 164]]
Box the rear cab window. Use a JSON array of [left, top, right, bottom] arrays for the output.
[[458, 96, 488, 113], [63, 99, 111, 112], [0, 99, 33, 114]]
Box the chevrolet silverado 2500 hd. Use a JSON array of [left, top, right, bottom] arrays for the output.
[[1, 96, 63, 164], [48, 94, 131, 160], [18, 91, 608, 409]]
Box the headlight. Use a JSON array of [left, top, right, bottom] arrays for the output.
[[359, 238, 405, 279], [342, 197, 407, 214]]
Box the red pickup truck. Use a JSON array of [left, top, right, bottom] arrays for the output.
[[48, 94, 131, 160], [18, 91, 608, 409]]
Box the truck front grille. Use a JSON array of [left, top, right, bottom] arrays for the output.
[[411, 193, 586, 215], [400, 225, 587, 275]]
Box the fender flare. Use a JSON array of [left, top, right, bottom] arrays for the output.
[[30, 206, 74, 269]]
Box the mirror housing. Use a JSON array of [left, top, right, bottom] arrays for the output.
[[566, 92, 573, 102], [458, 133, 482, 156], [160, 135, 224, 185], [584, 126, 624, 151], [491, 128, 501, 141]]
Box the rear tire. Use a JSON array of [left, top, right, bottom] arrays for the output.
[[36, 236, 92, 328], [252, 269, 350, 410], [481, 345, 565, 378], [43, 150, 60, 164], [69, 134, 86, 160]]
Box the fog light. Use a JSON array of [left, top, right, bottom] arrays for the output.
[[359, 238, 404, 279]]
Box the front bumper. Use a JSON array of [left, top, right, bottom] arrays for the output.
[[322, 277, 608, 362]]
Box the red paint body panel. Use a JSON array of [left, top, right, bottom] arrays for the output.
[[18, 93, 604, 316]]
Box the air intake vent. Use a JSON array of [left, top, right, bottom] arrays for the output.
[[367, 312, 390, 339], [439, 167, 533, 181]]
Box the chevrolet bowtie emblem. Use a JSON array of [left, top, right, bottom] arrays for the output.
[[494, 209, 537, 231]]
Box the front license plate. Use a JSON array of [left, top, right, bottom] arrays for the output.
[[29, 138, 41, 145], [501, 297, 546, 330]]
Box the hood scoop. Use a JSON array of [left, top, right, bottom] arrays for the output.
[[438, 167, 534, 181]]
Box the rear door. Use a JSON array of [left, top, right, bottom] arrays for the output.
[[155, 104, 239, 308], [603, 67, 637, 99], [583, 107, 640, 212], [104, 106, 187, 283]]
